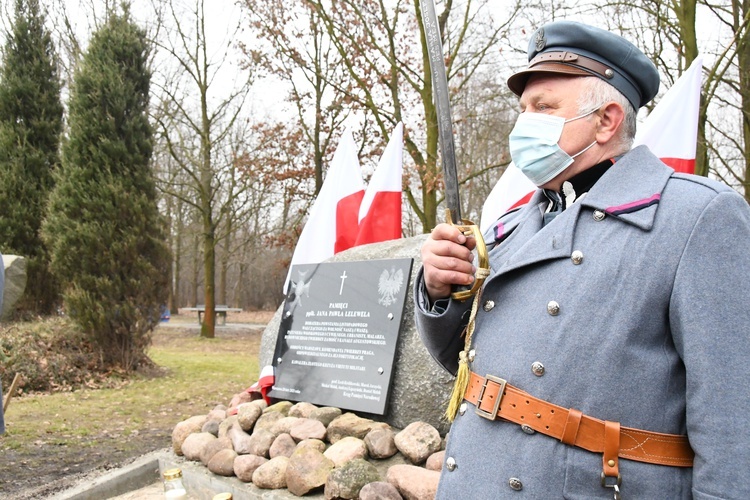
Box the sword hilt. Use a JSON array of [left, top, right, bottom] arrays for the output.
[[444, 208, 490, 301]]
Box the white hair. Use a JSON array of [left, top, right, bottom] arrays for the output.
[[577, 76, 637, 152]]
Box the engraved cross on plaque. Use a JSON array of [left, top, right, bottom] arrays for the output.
[[339, 271, 348, 295]]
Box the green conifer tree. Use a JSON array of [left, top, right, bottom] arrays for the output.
[[0, 0, 63, 314], [42, 4, 170, 371]]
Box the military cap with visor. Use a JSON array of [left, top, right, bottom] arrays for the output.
[[507, 21, 660, 110]]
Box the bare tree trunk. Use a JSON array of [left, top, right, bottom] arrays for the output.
[[736, 0, 750, 201], [200, 104, 216, 336], [219, 219, 232, 306], [672, 0, 709, 178], [172, 203, 183, 312], [233, 235, 248, 309], [201, 215, 216, 336], [191, 231, 200, 307], [165, 190, 175, 313]]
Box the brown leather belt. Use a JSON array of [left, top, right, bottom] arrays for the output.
[[464, 372, 694, 472]]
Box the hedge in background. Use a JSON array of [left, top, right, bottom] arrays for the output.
[[0, 0, 64, 315], [42, 5, 170, 371]]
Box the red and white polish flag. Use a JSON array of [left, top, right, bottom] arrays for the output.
[[248, 364, 275, 404], [480, 57, 703, 232], [354, 122, 403, 245], [633, 56, 703, 174], [285, 128, 364, 290]]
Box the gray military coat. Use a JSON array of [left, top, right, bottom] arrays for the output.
[[415, 146, 750, 499]]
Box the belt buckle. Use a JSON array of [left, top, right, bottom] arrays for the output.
[[475, 374, 506, 420]]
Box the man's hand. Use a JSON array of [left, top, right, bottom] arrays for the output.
[[421, 223, 477, 302]]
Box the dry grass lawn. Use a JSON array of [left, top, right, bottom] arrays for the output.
[[0, 311, 272, 498]]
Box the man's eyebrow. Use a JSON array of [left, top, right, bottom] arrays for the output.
[[519, 94, 540, 109], [519, 94, 535, 106]]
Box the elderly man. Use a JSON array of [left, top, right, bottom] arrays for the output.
[[415, 20, 750, 498]]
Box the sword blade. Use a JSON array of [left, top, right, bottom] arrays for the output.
[[421, 0, 461, 223]]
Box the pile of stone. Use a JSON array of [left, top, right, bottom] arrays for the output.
[[171, 398, 445, 499]]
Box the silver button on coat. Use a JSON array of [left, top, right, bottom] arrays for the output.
[[509, 477, 523, 491], [459, 403, 467, 416], [547, 301, 560, 315], [446, 457, 457, 471], [593, 210, 606, 221], [571, 250, 584, 265], [483, 300, 495, 312], [531, 361, 545, 376]]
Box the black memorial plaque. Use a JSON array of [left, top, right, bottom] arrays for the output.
[[270, 258, 413, 415]]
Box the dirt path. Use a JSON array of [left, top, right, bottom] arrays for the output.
[[3, 429, 171, 498], [0, 314, 270, 498]]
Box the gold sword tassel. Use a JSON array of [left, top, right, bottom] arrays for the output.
[[443, 209, 490, 421]]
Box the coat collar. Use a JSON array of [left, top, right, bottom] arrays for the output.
[[487, 146, 673, 277], [578, 145, 673, 231], [515, 145, 672, 232]]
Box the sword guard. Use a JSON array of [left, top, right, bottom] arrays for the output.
[[445, 209, 490, 301]]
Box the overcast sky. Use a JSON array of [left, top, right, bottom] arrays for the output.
[[0, 1, 727, 129]]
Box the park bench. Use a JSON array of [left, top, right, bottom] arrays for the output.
[[182, 305, 242, 326]]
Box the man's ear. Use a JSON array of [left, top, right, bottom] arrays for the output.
[[595, 102, 625, 143]]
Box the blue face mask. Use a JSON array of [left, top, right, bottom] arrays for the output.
[[509, 108, 599, 186]]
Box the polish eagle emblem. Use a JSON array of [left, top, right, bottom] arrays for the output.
[[378, 267, 403, 307], [289, 270, 311, 310]]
